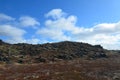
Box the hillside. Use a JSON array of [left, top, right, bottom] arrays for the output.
[[0, 40, 108, 63], [0, 39, 120, 80]]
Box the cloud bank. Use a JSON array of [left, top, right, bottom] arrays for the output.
[[0, 9, 120, 49], [0, 14, 40, 44]]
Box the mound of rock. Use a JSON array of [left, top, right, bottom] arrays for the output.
[[0, 40, 108, 63]]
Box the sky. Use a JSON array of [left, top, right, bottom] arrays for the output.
[[0, 0, 120, 49]]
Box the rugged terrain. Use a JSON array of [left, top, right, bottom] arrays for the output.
[[0, 39, 120, 80]]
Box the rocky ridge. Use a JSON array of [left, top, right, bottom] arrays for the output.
[[0, 40, 108, 64]]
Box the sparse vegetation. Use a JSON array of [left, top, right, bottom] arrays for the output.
[[0, 39, 120, 80]]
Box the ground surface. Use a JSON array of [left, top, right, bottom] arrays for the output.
[[0, 58, 120, 80]]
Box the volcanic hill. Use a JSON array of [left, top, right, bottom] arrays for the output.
[[0, 40, 108, 63]]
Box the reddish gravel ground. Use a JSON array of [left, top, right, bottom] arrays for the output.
[[0, 58, 119, 80]]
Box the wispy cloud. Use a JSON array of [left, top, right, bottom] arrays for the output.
[[19, 16, 40, 28], [0, 13, 15, 21], [24, 38, 40, 44], [45, 9, 66, 19]]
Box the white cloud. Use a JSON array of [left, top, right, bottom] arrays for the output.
[[0, 13, 15, 21], [37, 9, 78, 41], [94, 23, 117, 34], [38, 9, 87, 42], [0, 13, 42, 44], [74, 22, 120, 50], [0, 24, 26, 43], [0, 25, 26, 37], [45, 17, 79, 32], [77, 34, 120, 50], [45, 9, 66, 19], [19, 16, 40, 27], [0, 24, 41, 44], [37, 29, 70, 41]]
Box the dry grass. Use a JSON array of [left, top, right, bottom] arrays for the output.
[[0, 58, 119, 80]]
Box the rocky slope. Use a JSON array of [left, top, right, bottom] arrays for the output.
[[0, 40, 108, 64], [0, 39, 120, 80]]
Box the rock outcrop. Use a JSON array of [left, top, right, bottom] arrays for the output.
[[0, 40, 108, 63]]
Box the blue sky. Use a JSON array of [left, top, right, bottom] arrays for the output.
[[0, 0, 120, 49]]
